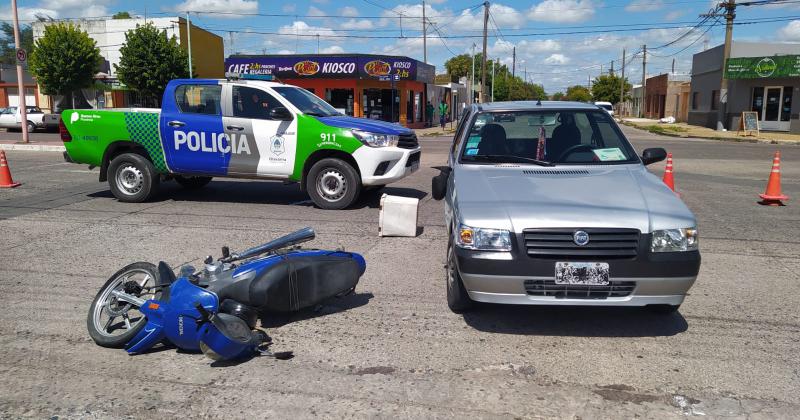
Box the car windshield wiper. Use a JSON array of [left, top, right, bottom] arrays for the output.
[[467, 154, 555, 167]]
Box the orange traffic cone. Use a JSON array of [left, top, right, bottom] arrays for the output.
[[758, 151, 788, 206], [662, 152, 676, 192], [0, 150, 21, 188]]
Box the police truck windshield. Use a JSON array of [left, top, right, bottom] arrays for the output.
[[460, 110, 638, 165], [272, 87, 342, 117]]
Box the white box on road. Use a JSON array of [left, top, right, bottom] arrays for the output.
[[378, 194, 419, 237]]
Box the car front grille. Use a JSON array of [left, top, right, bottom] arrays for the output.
[[524, 279, 636, 299], [522, 228, 640, 259], [398, 133, 419, 149]]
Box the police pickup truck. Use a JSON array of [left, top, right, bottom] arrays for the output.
[[60, 75, 421, 209]]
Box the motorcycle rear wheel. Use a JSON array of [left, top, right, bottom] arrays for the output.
[[87, 262, 170, 348]]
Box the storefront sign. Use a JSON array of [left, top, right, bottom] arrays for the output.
[[725, 55, 800, 79], [225, 55, 434, 83]]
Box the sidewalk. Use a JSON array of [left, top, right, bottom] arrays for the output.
[[0, 140, 65, 152], [620, 118, 800, 145], [413, 125, 456, 138]]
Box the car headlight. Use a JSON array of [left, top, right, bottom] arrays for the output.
[[651, 227, 698, 252], [352, 130, 399, 147], [456, 224, 512, 251]]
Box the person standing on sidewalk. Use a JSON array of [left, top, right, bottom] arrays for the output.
[[426, 101, 434, 127], [438, 100, 449, 130]]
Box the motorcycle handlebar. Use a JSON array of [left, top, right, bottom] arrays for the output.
[[228, 227, 316, 262]]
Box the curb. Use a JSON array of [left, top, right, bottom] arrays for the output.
[[620, 121, 800, 146], [0, 144, 66, 152]]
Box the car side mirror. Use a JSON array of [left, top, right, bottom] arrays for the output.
[[641, 148, 667, 166], [431, 167, 451, 200], [269, 107, 293, 121]]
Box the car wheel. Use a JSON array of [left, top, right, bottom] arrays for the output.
[[647, 304, 681, 314], [175, 175, 212, 189], [26, 121, 36, 133], [446, 238, 473, 313], [306, 158, 361, 210], [108, 153, 159, 203]]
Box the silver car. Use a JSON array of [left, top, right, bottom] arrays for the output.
[[432, 101, 700, 313]]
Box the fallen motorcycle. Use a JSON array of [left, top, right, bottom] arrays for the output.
[[86, 227, 366, 362]]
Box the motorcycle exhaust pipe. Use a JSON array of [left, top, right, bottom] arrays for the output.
[[231, 227, 316, 261]]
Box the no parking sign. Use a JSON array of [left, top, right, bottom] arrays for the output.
[[16, 48, 27, 65]]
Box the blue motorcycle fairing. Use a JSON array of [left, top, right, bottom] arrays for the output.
[[126, 278, 219, 354]]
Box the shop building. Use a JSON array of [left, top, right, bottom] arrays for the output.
[[32, 17, 223, 111], [0, 64, 39, 108], [689, 42, 800, 132], [225, 54, 435, 128], [642, 73, 690, 121]]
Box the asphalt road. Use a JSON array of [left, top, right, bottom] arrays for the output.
[[1, 126, 798, 418]]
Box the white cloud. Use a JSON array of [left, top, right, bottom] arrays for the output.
[[171, 0, 257, 17], [449, 3, 525, 31], [307, 6, 326, 17], [778, 20, 800, 41], [35, 0, 110, 18], [321, 45, 344, 54], [528, 0, 596, 23], [544, 54, 569, 65], [278, 21, 339, 41], [625, 0, 664, 12], [340, 19, 374, 30], [664, 10, 684, 21], [339, 6, 359, 17], [276, 49, 294, 54], [0, 7, 58, 21]]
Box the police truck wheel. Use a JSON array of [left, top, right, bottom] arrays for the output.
[[307, 158, 361, 210], [108, 153, 159, 203], [175, 175, 212, 189], [446, 238, 473, 313]]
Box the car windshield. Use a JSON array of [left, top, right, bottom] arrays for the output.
[[272, 86, 341, 117], [460, 110, 638, 165], [599, 104, 613, 111]]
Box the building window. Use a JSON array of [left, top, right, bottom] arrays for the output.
[[781, 86, 793, 122], [711, 90, 719, 110], [692, 92, 699, 110], [752, 87, 764, 114]]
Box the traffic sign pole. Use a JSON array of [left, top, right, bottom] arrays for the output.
[[11, 0, 29, 143]]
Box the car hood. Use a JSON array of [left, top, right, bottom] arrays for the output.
[[452, 164, 696, 233], [316, 116, 413, 135]]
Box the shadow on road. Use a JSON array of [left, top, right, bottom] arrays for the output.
[[88, 180, 427, 209], [462, 305, 688, 337], [259, 291, 374, 328]]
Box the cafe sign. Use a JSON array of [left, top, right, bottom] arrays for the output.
[[225, 55, 435, 83], [725, 55, 800, 79]]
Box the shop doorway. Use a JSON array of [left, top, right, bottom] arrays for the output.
[[752, 86, 792, 131], [363, 88, 399, 123], [325, 88, 354, 116]]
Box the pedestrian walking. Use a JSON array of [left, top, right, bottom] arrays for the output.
[[438, 100, 449, 130]]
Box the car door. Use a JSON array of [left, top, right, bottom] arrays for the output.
[[0, 107, 17, 128], [160, 81, 226, 175], [222, 84, 298, 178]]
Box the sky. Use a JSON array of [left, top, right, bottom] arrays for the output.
[[5, 0, 800, 93]]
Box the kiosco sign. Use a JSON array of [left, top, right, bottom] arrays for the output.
[[225, 55, 434, 83], [725, 55, 800, 79]]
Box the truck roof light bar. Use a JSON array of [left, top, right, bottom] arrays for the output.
[[224, 72, 284, 84]]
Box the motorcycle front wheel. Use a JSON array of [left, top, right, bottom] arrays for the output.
[[87, 262, 170, 348]]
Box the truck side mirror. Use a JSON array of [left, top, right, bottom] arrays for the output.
[[269, 107, 293, 121], [641, 148, 667, 166], [431, 167, 451, 200]]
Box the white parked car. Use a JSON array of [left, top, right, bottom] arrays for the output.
[[594, 101, 614, 116], [0, 106, 47, 132]]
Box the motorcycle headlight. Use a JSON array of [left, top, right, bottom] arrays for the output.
[[651, 227, 698, 252], [456, 224, 512, 251], [352, 130, 399, 148]]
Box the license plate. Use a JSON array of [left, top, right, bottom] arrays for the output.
[[555, 262, 610, 285]]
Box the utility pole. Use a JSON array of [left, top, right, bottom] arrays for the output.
[[702, 0, 736, 130], [512, 46, 516, 78], [186, 12, 193, 78], [11, 0, 28, 143], [316, 34, 320, 54], [422, 1, 427, 63], [471, 43, 476, 105], [610, 60, 614, 76], [491, 58, 496, 102], [641, 44, 647, 117], [620, 48, 626, 117], [480, 1, 489, 103]]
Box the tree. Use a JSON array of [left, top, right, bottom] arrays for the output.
[[493, 73, 546, 101], [0, 23, 33, 64], [591, 74, 632, 104], [444, 54, 472, 82], [564, 85, 592, 102], [112, 11, 132, 19], [115, 23, 190, 105], [28, 23, 101, 102], [551, 92, 565, 101]]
